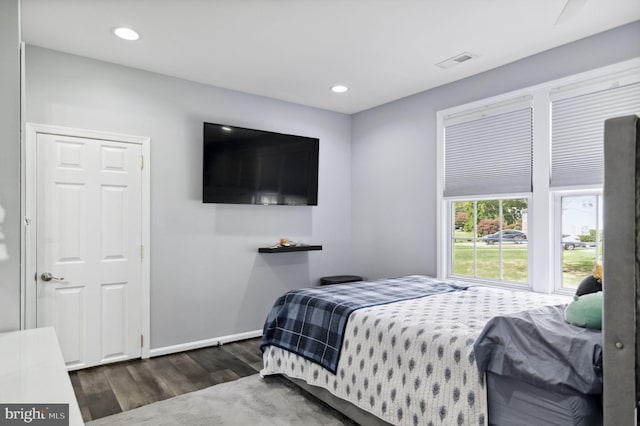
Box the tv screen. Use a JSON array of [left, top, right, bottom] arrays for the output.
[[203, 122, 319, 205]]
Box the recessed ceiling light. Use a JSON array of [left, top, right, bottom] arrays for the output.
[[113, 27, 140, 41], [331, 85, 349, 94]]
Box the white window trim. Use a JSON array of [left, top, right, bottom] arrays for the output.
[[437, 57, 640, 293]]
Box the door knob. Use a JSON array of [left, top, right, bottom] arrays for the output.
[[41, 272, 64, 282]]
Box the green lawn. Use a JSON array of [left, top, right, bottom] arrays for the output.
[[452, 242, 598, 288], [562, 248, 601, 287]]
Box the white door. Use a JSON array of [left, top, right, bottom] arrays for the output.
[[36, 133, 143, 370]]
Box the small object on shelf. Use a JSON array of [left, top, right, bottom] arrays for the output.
[[280, 238, 291, 246], [258, 244, 322, 253], [268, 238, 298, 249]]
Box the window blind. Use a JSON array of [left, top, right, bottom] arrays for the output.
[[551, 82, 640, 188], [444, 107, 533, 197]]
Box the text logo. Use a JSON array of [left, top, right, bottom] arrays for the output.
[[0, 405, 68, 426]]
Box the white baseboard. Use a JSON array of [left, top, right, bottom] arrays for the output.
[[149, 329, 263, 358]]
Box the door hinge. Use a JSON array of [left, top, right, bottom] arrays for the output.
[[140, 334, 144, 347], [140, 245, 144, 260], [140, 155, 144, 171]]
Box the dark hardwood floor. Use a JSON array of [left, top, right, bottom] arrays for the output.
[[69, 337, 263, 422]]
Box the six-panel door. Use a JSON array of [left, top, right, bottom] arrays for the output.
[[36, 133, 143, 369]]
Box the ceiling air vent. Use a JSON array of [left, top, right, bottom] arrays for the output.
[[435, 52, 477, 69]]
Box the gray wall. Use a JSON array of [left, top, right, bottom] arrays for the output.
[[0, 0, 21, 332], [351, 21, 640, 279], [19, 21, 640, 348], [25, 46, 353, 349]]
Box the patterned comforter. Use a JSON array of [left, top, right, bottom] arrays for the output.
[[261, 279, 569, 425], [261, 275, 468, 373]]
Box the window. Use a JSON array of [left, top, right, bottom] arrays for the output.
[[550, 77, 638, 291], [556, 193, 603, 290], [451, 198, 529, 285], [442, 97, 533, 287], [437, 58, 640, 292]]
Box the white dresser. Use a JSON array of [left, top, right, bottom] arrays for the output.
[[0, 327, 83, 425]]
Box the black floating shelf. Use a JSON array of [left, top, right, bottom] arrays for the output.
[[258, 245, 323, 253]]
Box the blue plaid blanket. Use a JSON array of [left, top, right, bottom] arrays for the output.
[[260, 275, 468, 374]]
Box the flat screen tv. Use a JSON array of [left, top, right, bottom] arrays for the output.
[[203, 122, 319, 205]]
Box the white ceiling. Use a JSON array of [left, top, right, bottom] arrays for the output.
[[20, 0, 640, 114]]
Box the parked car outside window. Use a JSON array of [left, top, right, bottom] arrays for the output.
[[482, 230, 527, 244], [561, 234, 591, 250]]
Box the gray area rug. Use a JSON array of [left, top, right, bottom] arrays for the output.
[[87, 374, 357, 425]]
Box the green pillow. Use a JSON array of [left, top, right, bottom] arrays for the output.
[[564, 291, 602, 330]]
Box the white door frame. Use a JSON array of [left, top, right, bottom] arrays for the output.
[[23, 123, 151, 359]]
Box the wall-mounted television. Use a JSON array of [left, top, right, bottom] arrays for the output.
[[203, 122, 319, 205]]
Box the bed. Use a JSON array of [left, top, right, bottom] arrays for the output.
[[260, 275, 603, 425]]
